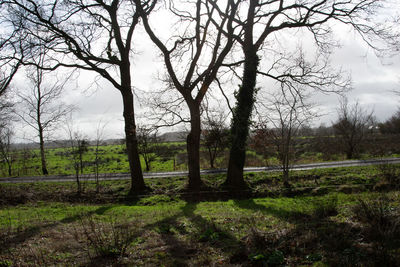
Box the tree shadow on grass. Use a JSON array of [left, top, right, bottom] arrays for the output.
[[231, 198, 399, 266], [0, 205, 114, 254], [141, 200, 247, 266], [233, 198, 311, 223], [0, 223, 58, 254]]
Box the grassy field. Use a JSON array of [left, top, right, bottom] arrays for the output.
[[3, 143, 188, 178], [1, 165, 399, 266], [4, 139, 399, 179]]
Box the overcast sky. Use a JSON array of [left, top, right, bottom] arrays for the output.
[[10, 4, 400, 143]]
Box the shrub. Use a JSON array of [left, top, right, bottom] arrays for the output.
[[352, 196, 400, 263], [352, 196, 400, 240], [245, 226, 267, 250], [376, 163, 400, 187], [76, 214, 137, 260], [267, 250, 285, 266], [311, 195, 338, 218]]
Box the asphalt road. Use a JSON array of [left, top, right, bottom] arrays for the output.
[[1, 157, 399, 183]]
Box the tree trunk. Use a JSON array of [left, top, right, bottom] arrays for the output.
[[186, 104, 203, 191], [282, 153, 290, 188], [38, 117, 48, 175], [7, 162, 11, 176], [95, 154, 99, 193], [282, 136, 291, 188], [346, 150, 353, 159], [39, 136, 48, 175], [79, 153, 84, 174], [347, 140, 355, 159], [121, 89, 146, 194], [208, 148, 215, 169], [225, 48, 259, 189], [75, 167, 81, 196]]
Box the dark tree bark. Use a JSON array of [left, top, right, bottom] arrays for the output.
[[0, 59, 21, 98], [36, 76, 48, 175], [187, 102, 202, 190], [38, 125, 48, 175], [225, 0, 259, 189], [122, 89, 145, 193], [0, 127, 13, 177], [225, 49, 259, 188]]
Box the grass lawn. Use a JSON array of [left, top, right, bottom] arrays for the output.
[[1, 166, 399, 266]]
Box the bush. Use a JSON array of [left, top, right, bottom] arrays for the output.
[[245, 226, 267, 250], [352, 195, 400, 263], [352, 196, 400, 239], [311, 195, 338, 218], [76, 214, 138, 260], [267, 250, 285, 266], [376, 163, 400, 187]]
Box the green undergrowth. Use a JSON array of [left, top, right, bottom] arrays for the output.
[[1, 164, 398, 207], [1, 191, 399, 266], [0, 192, 385, 232], [1, 165, 399, 265]]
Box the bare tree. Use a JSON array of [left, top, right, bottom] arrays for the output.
[[65, 121, 88, 196], [256, 87, 318, 188], [17, 52, 74, 175], [333, 97, 375, 159], [2, 0, 157, 194], [93, 120, 108, 193], [218, 0, 398, 190], [202, 110, 229, 169], [77, 139, 89, 175], [137, 125, 159, 172], [136, 0, 239, 190], [0, 126, 14, 176], [17, 145, 34, 176]]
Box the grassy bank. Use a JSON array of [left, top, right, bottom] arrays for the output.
[[1, 165, 400, 266], [1, 192, 399, 266]]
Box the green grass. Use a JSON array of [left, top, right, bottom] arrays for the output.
[[1, 157, 400, 265], [1, 190, 399, 266], [0, 162, 400, 266], [4, 144, 188, 178], [0, 193, 356, 232], [3, 136, 400, 178]]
